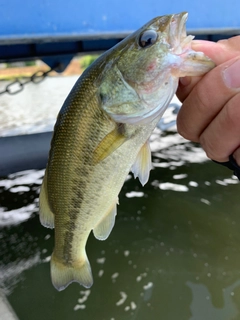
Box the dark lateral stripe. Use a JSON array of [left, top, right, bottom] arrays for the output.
[[62, 93, 110, 264]]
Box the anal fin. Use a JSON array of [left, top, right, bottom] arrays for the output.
[[39, 172, 54, 229], [131, 140, 152, 186], [93, 201, 117, 240]]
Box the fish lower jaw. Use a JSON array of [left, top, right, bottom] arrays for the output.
[[168, 48, 215, 78]]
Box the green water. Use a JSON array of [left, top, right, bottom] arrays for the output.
[[1, 131, 240, 320]]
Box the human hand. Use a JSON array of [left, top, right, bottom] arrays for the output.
[[176, 36, 240, 167]]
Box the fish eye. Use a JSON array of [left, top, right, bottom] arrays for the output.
[[139, 30, 158, 48]]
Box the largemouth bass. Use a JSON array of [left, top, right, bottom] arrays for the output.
[[39, 12, 215, 291]]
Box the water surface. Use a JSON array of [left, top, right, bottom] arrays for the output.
[[0, 77, 240, 320]]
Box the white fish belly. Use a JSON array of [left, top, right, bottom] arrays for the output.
[[70, 118, 159, 257]]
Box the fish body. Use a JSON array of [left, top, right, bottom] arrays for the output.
[[39, 12, 215, 291]]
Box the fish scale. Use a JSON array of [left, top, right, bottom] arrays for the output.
[[39, 12, 215, 291]]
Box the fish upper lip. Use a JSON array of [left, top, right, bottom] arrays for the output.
[[168, 12, 189, 54]]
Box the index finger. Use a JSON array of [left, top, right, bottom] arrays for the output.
[[192, 36, 240, 65], [177, 36, 240, 102]]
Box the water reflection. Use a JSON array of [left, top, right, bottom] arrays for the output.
[[187, 280, 240, 320], [0, 130, 240, 319], [0, 77, 78, 136], [0, 169, 43, 226], [1, 80, 240, 318]]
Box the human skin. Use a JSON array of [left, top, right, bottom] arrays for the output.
[[176, 36, 240, 165]]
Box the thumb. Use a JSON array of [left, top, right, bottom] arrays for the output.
[[192, 36, 240, 66], [177, 36, 240, 102], [177, 57, 240, 148]]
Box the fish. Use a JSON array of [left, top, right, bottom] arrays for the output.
[[39, 12, 215, 291]]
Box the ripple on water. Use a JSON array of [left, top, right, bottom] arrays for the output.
[[1, 92, 240, 319]]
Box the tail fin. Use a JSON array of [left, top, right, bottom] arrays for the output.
[[51, 252, 93, 291]]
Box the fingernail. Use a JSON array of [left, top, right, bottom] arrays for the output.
[[179, 76, 191, 86], [223, 59, 240, 89]]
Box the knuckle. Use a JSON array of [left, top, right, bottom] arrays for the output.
[[177, 116, 195, 141], [194, 83, 212, 116], [233, 147, 240, 166], [199, 135, 214, 159], [176, 117, 188, 139], [176, 109, 199, 142], [199, 134, 223, 161], [224, 94, 240, 127]]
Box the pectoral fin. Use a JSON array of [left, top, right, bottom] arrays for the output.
[[93, 201, 118, 240], [131, 140, 152, 186], [39, 172, 54, 229], [93, 126, 126, 164]]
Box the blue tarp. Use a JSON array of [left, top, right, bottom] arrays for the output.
[[1, 0, 239, 42]]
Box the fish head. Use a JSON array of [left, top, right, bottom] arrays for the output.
[[117, 12, 214, 84], [100, 12, 215, 125]]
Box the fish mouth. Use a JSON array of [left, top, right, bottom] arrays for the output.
[[168, 12, 193, 54], [167, 12, 215, 72]]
